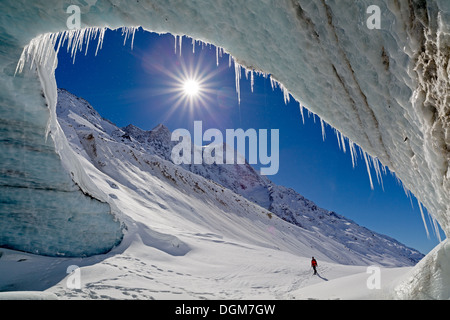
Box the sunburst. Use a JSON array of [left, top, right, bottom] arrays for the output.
[[183, 79, 200, 97]]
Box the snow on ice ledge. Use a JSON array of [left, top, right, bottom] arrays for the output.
[[1, 0, 450, 298]]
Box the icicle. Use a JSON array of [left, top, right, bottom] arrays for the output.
[[53, 32, 66, 70], [269, 76, 275, 91], [192, 38, 195, 53], [234, 63, 242, 104], [15, 27, 106, 77], [122, 28, 129, 46], [121, 27, 138, 49], [95, 28, 106, 56], [372, 157, 384, 190], [432, 216, 442, 242], [216, 46, 219, 66], [174, 35, 177, 55], [407, 190, 414, 209], [73, 29, 87, 62], [299, 104, 305, 125], [340, 131, 346, 153], [41, 33, 56, 67], [349, 140, 357, 168], [335, 129, 341, 150], [362, 151, 374, 190], [15, 33, 55, 75], [402, 182, 411, 198], [250, 70, 254, 93], [179, 35, 182, 56], [244, 68, 249, 80], [67, 30, 78, 63], [228, 55, 232, 68], [418, 200, 430, 239], [130, 27, 136, 50], [84, 28, 93, 55], [320, 119, 326, 141], [281, 84, 290, 104]]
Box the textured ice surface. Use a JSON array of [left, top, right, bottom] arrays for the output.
[[0, 6, 123, 257], [1, 0, 449, 297], [396, 238, 450, 299], [0, 56, 123, 256]]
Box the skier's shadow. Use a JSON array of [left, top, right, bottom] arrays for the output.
[[316, 273, 328, 281]]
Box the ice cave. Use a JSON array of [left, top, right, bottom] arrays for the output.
[[0, 0, 449, 299]]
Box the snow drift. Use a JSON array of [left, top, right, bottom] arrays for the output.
[[0, 0, 449, 298]]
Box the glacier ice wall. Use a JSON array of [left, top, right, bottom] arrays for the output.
[[0, 4, 124, 256], [0, 0, 449, 297]]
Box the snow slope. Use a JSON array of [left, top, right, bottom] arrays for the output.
[[0, 246, 412, 300], [0, 0, 449, 298], [56, 88, 423, 267]]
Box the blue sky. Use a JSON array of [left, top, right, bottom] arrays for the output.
[[55, 28, 444, 254]]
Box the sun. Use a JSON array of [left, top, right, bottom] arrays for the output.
[[183, 79, 200, 97], [148, 45, 228, 122]]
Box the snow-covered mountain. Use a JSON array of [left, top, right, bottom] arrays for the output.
[[56, 88, 423, 267]]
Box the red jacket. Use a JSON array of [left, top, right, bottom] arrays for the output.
[[311, 259, 317, 267]]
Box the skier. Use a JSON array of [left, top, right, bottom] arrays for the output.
[[311, 257, 318, 275]]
